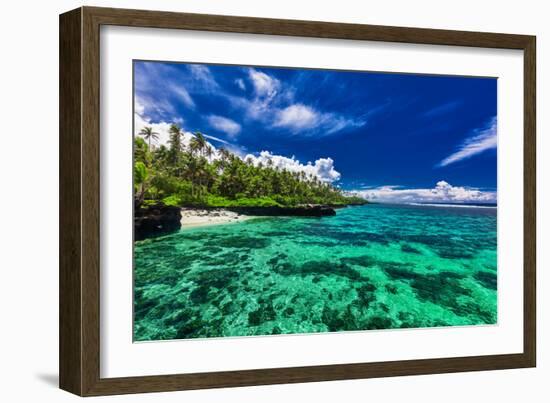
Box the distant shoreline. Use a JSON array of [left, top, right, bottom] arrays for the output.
[[405, 202, 497, 209]]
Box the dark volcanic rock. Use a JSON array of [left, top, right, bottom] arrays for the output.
[[227, 204, 336, 217], [134, 202, 181, 240]]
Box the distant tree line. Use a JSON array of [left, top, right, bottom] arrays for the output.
[[134, 124, 366, 208]]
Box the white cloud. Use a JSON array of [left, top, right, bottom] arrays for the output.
[[248, 68, 280, 98], [134, 113, 193, 149], [207, 115, 241, 137], [438, 117, 497, 167], [354, 180, 496, 204], [135, 113, 170, 147], [134, 98, 145, 115], [274, 104, 318, 130], [244, 151, 341, 183]]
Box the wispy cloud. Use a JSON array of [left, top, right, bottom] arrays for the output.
[[171, 86, 195, 109], [437, 116, 497, 167], [235, 78, 246, 91], [134, 62, 195, 121], [423, 100, 461, 118], [135, 94, 178, 119], [203, 133, 231, 145], [354, 181, 496, 204], [273, 103, 366, 135], [207, 115, 241, 137], [187, 64, 219, 92], [222, 68, 366, 136], [137, 62, 368, 139]]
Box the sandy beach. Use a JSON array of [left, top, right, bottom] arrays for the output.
[[180, 208, 254, 229]]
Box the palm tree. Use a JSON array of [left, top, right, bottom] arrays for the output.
[[189, 132, 207, 158], [168, 124, 182, 164], [204, 145, 214, 160], [133, 161, 148, 206], [139, 126, 159, 150], [217, 147, 231, 167]]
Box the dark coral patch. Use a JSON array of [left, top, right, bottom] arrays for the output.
[[404, 234, 475, 259], [340, 255, 379, 268], [410, 273, 472, 317], [400, 243, 422, 254], [385, 284, 398, 294], [383, 266, 477, 318], [186, 268, 240, 304], [384, 265, 422, 281], [133, 297, 158, 321], [270, 259, 362, 281], [175, 317, 205, 339], [321, 306, 346, 331], [201, 251, 248, 267], [333, 231, 390, 245], [283, 307, 295, 317], [365, 315, 394, 330], [354, 283, 377, 309], [216, 236, 271, 249], [474, 271, 497, 290], [248, 303, 277, 326]]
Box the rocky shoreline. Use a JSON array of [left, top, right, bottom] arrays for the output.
[[134, 203, 182, 241], [135, 203, 358, 239], [226, 204, 336, 217]]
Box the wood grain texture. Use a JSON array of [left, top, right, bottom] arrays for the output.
[[59, 7, 83, 396], [59, 6, 537, 396], [86, 6, 532, 49], [523, 38, 536, 367], [80, 6, 102, 396]]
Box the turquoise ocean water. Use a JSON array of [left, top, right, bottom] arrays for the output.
[[134, 204, 497, 341]]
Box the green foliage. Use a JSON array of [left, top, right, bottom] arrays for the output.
[[134, 137, 150, 165], [133, 130, 368, 208], [134, 161, 148, 185], [203, 195, 281, 208], [162, 195, 182, 207], [142, 199, 159, 207], [168, 124, 183, 164]]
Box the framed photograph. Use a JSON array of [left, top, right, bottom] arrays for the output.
[[59, 6, 536, 396]]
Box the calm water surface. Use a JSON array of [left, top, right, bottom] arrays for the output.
[[134, 204, 497, 341]]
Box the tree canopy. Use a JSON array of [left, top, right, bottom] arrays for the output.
[[134, 126, 366, 208]]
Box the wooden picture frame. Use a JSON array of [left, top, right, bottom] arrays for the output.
[[59, 6, 536, 396]]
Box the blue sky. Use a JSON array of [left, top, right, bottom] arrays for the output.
[[134, 61, 497, 203]]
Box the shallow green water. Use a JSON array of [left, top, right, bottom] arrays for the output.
[[134, 204, 497, 341]]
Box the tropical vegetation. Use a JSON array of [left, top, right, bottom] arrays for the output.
[[134, 124, 367, 208]]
